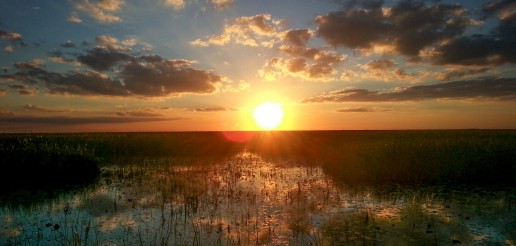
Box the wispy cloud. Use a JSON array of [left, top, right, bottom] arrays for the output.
[[163, 0, 185, 10], [0, 115, 183, 125], [210, 0, 234, 10], [68, 13, 82, 23], [115, 109, 164, 117], [303, 78, 516, 103], [71, 0, 124, 23], [23, 104, 68, 113], [192, 107, 234, 112], [191, 14, 283, 47], [337, 107, 392, 113]]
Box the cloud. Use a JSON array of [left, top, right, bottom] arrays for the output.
[[193, 107, 233, 112], [259, 55, 343, 81], [14, 60, 44, 70], [303, 77, 516, 103], [4, 45, 14, 53], [315, 0, 480, 59], [436, 67, 490, 81], [163, 0, 184, 10], [77, 47, 132, 70], [61, 41, 76, 48], [191, 14, 283, 47], [48, 50, 83, 66], [23, 104, 67, 113], [93, 35, 133, 51], [338, 58, 417, 82], [363, 58, 396, 70], [121, 58, 222, 96], [0, 115, 181, 125], [9, 85, 39, 96], [95, 35, 118, 44], [121, 38, 138, 46], [258, 28, 345, 81], [210, 0, 234, 10], [68, 13, 82, 23], [482, 0, 516, 20], [5, 47, 224, 97], [115, 109, 164, 117], [337, 107, 391, 113], [0, 29, 22, 40], [71, 0, 124, 23], [283, 29, 312, 46]]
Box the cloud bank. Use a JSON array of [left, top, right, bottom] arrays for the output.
[[303, 78, 516, 103], [315, 0, 516, 66], [2, 46, 223, 97]]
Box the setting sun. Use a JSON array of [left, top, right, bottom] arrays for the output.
[[252, 102, 284, 130]]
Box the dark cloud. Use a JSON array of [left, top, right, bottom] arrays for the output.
[[121, 59, 221, 96], [5, 47, 223, 97], [432, 0, 516, 66], [44, 70, 130, 96], [316, 7, 388, 49], [283, 29, 312, 46], [77, 47, 132, 71], [115, 110, 164, 117], [193, 107, 232, 112], [317, 0, 516, 66], [303, 77, 516, 103], [337, 107, 390, 112]]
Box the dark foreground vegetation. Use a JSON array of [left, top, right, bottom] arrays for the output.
[[0, 130, 515, 189]]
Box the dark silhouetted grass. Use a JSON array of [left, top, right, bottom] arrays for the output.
[[0, 130, 514, 188]]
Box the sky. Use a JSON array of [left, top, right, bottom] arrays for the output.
[[0, 0, 515, 132]]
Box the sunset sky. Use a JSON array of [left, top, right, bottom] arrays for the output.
[[1, 0, 515, 132]]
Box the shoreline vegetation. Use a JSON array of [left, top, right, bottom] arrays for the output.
[[0, 130, 515, 189]]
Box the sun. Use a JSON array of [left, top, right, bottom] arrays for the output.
[[252, 102, 284, 130]]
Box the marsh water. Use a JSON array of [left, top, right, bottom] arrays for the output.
[[1, 152, 515, 245]]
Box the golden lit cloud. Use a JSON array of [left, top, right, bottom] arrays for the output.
[[72, 0, 124, 23], [191, 14, 283, 47]]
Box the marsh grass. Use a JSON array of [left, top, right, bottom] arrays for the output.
[[0, 130, 515, 245]]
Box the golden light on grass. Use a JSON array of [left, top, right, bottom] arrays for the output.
[[252, 101, 284, 130]]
